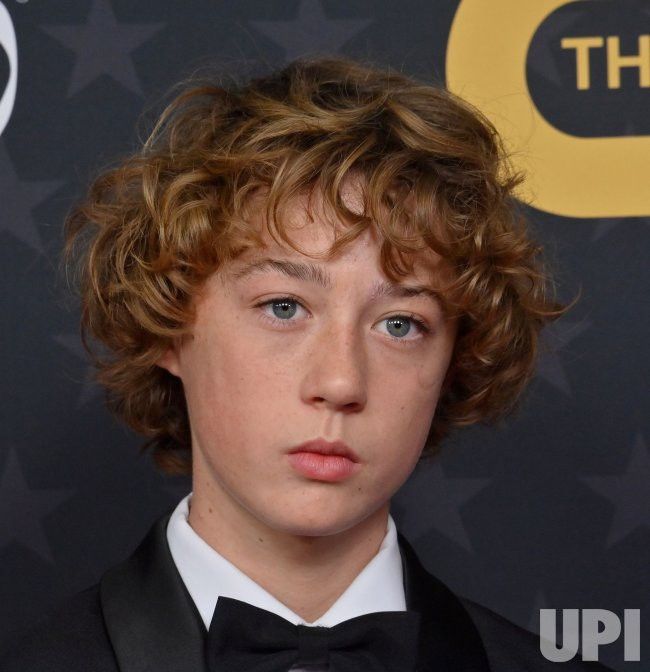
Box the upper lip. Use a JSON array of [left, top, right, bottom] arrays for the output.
[[288, 439, 360, 463]]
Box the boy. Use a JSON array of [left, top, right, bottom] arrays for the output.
[[1, 57, 610, 671]]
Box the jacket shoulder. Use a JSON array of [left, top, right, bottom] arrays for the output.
[[0, 584, 119, 672], [459, 597, 613, 672]]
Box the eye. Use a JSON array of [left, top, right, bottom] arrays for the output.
[[376, 314, 430, 342], [254, 296, 430, 343], [255, 296, 308, 326]]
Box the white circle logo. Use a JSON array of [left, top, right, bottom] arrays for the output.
[[0, 1, 18, 136]]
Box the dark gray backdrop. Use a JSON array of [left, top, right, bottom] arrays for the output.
[[0, 1, 648, 670]]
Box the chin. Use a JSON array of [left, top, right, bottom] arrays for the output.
[[259, 501, 374, 539]]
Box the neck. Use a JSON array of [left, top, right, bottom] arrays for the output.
[[188, 472, 390, 624]]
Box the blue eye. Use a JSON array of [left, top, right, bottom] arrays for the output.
[[270, 298, 298, 320], [255, 296, 429, 343], [376, 314, 430, 341], [256, 296, 306, 324], [385, 316, 412, 338]]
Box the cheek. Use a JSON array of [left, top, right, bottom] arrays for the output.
[[184, 332, 299, 436], [372, 361, 445, 452]]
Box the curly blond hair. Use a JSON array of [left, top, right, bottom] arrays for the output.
[[63, 57, 565, 475]]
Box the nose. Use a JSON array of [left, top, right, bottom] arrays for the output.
[[300, 319, 368, 413]]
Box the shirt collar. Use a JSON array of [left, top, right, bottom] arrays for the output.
[[166, 492, 406, 630]]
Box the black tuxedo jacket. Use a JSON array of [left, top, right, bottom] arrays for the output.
[[1, 510, 611, 672]]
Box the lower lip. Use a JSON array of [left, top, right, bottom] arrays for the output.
[[287, 451, 360, 482]]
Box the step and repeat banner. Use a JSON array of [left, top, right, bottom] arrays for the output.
[[0, 1, 648, 668]]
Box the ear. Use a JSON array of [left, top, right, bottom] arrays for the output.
[[156, 340, 182, 378]]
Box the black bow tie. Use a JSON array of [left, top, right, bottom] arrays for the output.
[[205, 596, 421, 671]]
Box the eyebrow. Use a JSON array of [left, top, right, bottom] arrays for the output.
[[230, 258, 442, 306]]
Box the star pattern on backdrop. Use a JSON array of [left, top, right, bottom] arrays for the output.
[[393, 460, 490, 552], [0, 141, 62, 256], [41, 0, 164, 97], [580, 433, 650, 547], [250, 0, 372, 62], [53, 333, 101, 408], [536, 318, 591, 396], [0, 446, 74, 563]]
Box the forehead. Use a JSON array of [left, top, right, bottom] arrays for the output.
[[221, 203, 451, 315], [226, 219, 445, 288], [227, 253, 445, 309], [230, 183, 446, 282]]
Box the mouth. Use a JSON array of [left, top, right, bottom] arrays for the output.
[[287, 438, 360, 463], [286, 439, 362, 482]]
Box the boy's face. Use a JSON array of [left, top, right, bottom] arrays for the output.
[[159, 189, 457, 538]]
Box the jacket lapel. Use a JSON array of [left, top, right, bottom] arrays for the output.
[[100, 510, 490, 672], [100, 511, 208, 672], [398, 531, 491, 672]]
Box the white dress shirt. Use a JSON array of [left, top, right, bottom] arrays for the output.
[[166, 492, 406, 671]]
